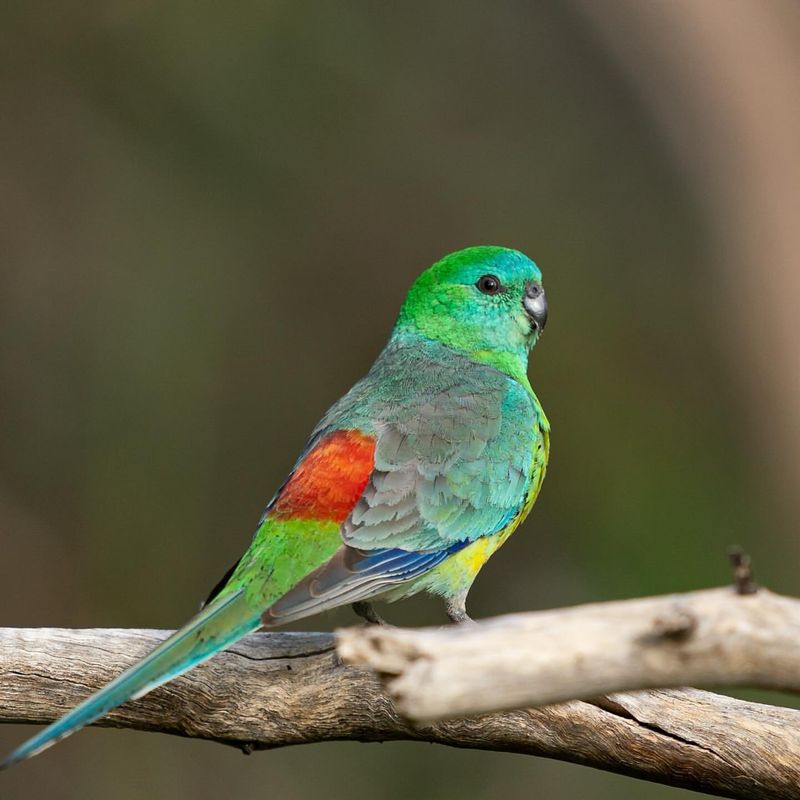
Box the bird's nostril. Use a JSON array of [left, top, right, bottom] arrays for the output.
[[526, 283, 543, 299]]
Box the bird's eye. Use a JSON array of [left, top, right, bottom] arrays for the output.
[[476, 275, 503, 295]]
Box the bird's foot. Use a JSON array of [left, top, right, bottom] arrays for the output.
[[352, 601, 387, 625], [445, 595, 474, 625]]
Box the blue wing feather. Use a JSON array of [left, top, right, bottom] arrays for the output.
[[261, 541, 470, 625]]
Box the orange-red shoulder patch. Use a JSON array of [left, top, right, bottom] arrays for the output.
[[272, 430, 375, 523]]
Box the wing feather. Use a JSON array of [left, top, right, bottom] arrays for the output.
[[259, 338, 546, 625]]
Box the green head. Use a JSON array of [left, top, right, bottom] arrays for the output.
[[395, 246, 547, 382]]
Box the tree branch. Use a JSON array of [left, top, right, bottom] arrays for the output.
[[338, 586, 800, 720], [1, 602, 799, 799]]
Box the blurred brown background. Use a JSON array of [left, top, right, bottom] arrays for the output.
[[1, 2, 799, 798]]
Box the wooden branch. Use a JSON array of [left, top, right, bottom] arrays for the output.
[[338, 586, 800, 720], [339, 585, 800, 798], [0, 617, 798, 799]]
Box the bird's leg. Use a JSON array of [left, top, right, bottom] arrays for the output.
[[445, 592, 474, 624], [352, 601, 386, 625]]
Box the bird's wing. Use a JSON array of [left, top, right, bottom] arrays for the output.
[[345, 379, 537, 550], [262, 376, 543, 624]]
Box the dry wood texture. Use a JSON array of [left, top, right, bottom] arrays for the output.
[[1, 607, 800, 799], [338, 587, 800, 720]]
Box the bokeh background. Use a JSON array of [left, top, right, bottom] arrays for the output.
[[2, 2, 799, 798]]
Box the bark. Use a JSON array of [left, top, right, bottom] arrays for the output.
[[1, 586, 799, 799], [338, 587, 800, 720]]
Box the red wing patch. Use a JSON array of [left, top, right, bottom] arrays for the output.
[[271, 430, 376, 523]]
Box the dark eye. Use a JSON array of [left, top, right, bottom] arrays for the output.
[[476, 274, 503, 295]]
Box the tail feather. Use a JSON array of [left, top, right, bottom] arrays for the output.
[[0, 590, 260, 770]]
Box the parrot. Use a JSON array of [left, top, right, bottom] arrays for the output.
[[1, 245, 549, 769]]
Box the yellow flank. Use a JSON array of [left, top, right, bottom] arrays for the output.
[[411, 512, 523, 599], [433, 536, 502, 587]]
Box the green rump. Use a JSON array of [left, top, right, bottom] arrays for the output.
[[220, 518, 343, 607]]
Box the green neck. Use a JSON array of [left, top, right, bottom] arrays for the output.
[[393, 321, 533, 393], [393, 256, 538, 392], [465, 346, 532, 390]]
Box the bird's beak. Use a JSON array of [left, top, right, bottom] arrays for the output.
[[523, 282, 548, 333]]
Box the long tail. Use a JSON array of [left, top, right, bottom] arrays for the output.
[[0, 590, 260, 770]]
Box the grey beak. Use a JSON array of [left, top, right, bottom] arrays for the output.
[[523, 282, 547, 332]]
